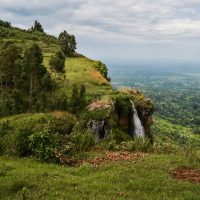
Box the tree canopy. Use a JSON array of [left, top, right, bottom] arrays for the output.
[[0, 20, 11, 28], [58, 30, 77, 56], [49, 51, 65, 73], [31, 20, 44, 32]]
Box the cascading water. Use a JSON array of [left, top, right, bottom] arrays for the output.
[[130, 100, 145, 138]]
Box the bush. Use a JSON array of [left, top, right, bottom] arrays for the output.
[[16, 124, 33, 157], [95, 61, 110, 81], [70, 131, 95, 152], [0, 113, 76, 162], [49, 113, 75, 135], [0, 120, 11, 137], [120, 137, 152, 152], [29, 128, 58, 162]]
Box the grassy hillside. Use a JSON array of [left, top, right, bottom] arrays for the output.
[[0, 25, 112, 100], [1, 154, 200, 200], [152, 117, 200, 149], [1, 23, 200, 200]]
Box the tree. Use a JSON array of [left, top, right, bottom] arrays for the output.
[[0, 43, 21, 89], [22, 44, 47, 111], [41, 73, 54, 94], [31, 20, 44, 32], [58, 30, 76, 56], [70, 84, 80, 113], [70, 84, 87, 113], [54, 92, 68, 111], [49, 51, 65, 73], [0, 20, 11, 28]]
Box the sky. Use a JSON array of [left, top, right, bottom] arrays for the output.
[[1, 0, 200, 66]]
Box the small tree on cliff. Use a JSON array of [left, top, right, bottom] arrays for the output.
[[58, 30, 77, 56], [31, 20, 44, 32]]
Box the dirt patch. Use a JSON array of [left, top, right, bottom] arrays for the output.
[[171, 167, 200, 184], [88, 70, 107, 84], [55, 151, 147, 167], [78, 151, 146, 167]]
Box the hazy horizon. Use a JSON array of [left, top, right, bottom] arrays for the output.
[[1, 0, 200, 67]]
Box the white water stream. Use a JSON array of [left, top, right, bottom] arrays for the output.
[[130, 100, 145, 138]]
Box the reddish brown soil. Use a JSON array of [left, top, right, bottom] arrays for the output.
[[79, 151, 146, 167], [171, 167, 200, 184]]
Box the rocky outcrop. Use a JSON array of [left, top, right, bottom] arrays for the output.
[[86, 100, 112, 141], [87, 101, 112, 113], [86, 90, 154, 140], [115, 88, 154, 138], [87, 120, 110, 142]]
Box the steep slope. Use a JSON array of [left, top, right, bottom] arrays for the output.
[[0, 25, 112, 99]]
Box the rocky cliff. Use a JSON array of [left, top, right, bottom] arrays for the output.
[[86, 88, 154, 141]]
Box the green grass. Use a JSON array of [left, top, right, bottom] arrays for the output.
[[152, 116, 200, 148], [1, 154, 200, 199], [2, 23, 200, 200], [0, 26, 113, 101], [45, 55, 113, 98]]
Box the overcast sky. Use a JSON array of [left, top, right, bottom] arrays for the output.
[[1, 0, 200, 66]]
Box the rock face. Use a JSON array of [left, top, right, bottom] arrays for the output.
[[87, 120, 110, 142], [86, 100, 112, 141], [137, 107, 154, 137], [86, 90, 154, 141], [115, 88, 154, 138]]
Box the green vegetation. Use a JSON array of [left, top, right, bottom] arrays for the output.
[[0, 20, 11, 28], [49, 51, 65, 73], [1, 154, 200, 200], [110, 67, 200, 133], [58, 30, 76, 56], [152, 116, 200, 151], [1, 19, 200, 199], [31, 20, 44, 33]]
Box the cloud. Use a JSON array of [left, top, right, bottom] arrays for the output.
[[1, 0, 200, 63]]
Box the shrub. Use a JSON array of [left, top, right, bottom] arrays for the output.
[[0, 113, 76, 161], [16, 124, 33, 157], [49, 113, 75, 135], [0, 120, 11, 137], [29, 128, 58, 162], [70, 131, 95, 152], [121, 137, 152, 152]]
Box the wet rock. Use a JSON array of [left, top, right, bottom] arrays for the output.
[[87, 120, 110, 142]]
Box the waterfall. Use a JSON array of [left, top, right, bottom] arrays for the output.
[[130, 100, 145, 138]]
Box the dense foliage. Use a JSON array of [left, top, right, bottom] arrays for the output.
[[0, 20, 11, 28], [0, 41, 87, 117], [58, 30, 76, 56], [0, 113, 76, 161], [0, 43, 54, 115], [95, 61, 110, 81], [49, 51, 65, 73], [31, 20, 44, 32]]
